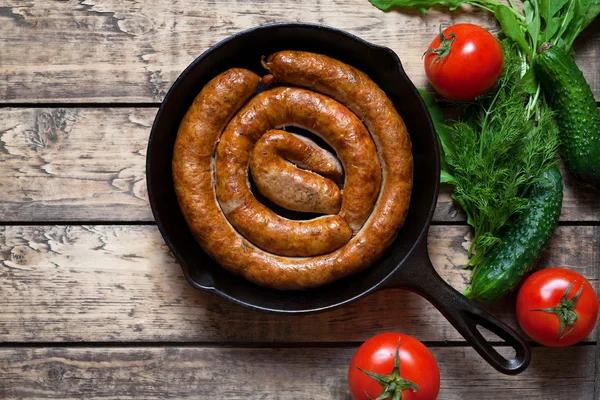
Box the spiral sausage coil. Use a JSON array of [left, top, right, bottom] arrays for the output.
[[172, 51, 413, 290]]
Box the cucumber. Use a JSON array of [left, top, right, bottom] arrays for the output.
[[464, 165, 563, 303], [533, 44, 600, 188]]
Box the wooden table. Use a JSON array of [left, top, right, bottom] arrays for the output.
[[0, 1, 598, 399]]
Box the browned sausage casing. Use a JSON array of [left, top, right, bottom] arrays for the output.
[[216, 86, 380, 257], [173, 51, 413, 290], [250, 129, 343, 215], [172, 68, 259, 254]]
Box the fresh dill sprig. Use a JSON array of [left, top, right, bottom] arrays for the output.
[[433, 41, 559, 268]]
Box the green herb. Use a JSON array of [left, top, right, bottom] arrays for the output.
[[369, 0, 470, 12], [372, 0, 598, 268], [421, 43, 559, 266]]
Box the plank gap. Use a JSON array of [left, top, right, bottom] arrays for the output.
[[0, 341, 595, 349], [0, 102, 161, 108], [0, 221, 157, 226], [0, 220, 596, 227]]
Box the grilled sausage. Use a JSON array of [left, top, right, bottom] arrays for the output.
[[172, 51, 413, 290], [215, 86, 379, 257], [250, 129, 343, 215], [172, 68, 260, 258]]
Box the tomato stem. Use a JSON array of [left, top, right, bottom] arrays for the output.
[[531, 280, 585, 341], [423, 25, 456, 68], [357, 339, 419, 400]]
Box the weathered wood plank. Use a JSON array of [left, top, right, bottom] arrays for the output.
[[1, 108, 598, 222], [0, 0, 598, 102], [0, 108, 153, 221], [0, 346, 594, 399], [0, 225, 596, 343]]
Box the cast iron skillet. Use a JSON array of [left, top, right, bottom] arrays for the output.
[[147, 23, 531, 375]]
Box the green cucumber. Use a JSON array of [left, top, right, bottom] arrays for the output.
[[464, 165, 563, 303], [533, 44, 600, 188]]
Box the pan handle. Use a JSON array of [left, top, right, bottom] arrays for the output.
[[382, 240, 531, 375]]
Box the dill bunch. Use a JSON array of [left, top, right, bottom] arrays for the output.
[[433, 41, 559, 268]]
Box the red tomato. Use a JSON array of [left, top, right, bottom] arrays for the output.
[[348, 333, 440, 400], [516, 268, 599, 347], [424, 24, 503, 101]]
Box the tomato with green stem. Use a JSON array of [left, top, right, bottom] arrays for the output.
[[348, 333, 440, 400], [516, 268, 599, 347], [424, 24, 504, 101]]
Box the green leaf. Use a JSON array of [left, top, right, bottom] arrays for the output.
[[440, 170, 456, 184], [548, 0, 571, 17], [418, 89, 455, 176], [434, 120, 455, 156], [553, 0, 578, 48], [524, 0, 541, 51], [539, 0, 568, 42], [582, 2, 600, 28], [555, 0, 588, 49], [524, 0, 534, 25], [521, 68, 538, 95], [418, 89, 443, 122], [369, 0, 468, 12], [465, 208, 475, 228], [543, 17, 562, 42], [495, 5, 531, 55]]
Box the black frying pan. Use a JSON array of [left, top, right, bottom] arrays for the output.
[[146, 23, 531, 375]]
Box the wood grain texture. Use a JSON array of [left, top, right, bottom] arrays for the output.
[[0, 0, 598, 103], [0, 346, 594, 399], [0, 224, 596, 343], [1, 108, 599, 222], [0, 108, 153, 221]]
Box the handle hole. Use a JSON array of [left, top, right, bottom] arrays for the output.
[[475, 324, 517, 359]]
